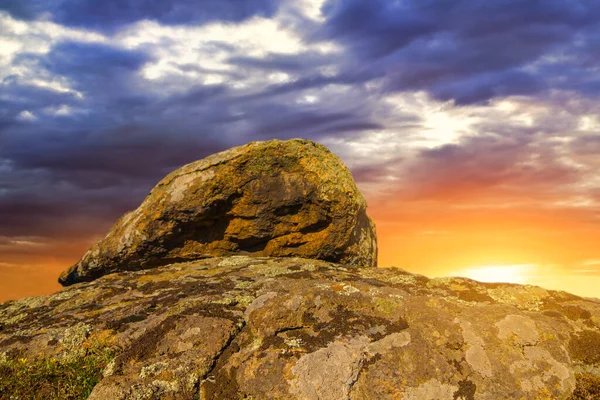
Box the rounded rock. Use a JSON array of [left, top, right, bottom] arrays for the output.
[[59, 139, 377, 285]]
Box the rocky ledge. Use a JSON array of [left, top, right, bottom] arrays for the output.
[[1, 256, 600, 399]]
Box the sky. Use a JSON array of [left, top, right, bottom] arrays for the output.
[[1, 0, 600, 301]]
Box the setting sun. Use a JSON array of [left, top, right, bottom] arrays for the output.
[[450, 264, 536, 285]]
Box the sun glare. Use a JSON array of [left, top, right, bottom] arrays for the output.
[[452, 264, 536, 285]]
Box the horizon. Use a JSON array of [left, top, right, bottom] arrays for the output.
[[1, 0, 600, 301]]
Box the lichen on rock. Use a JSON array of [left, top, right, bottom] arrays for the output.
[[58, 138, 377, 286], [2, 257, 600, 399]]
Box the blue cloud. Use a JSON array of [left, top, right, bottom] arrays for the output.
[[40, 42, 150, 90], [1, 0, 281, 31], [319, 0, 600, 103]]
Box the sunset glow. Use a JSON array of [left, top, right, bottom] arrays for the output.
[[451, 265, 535, 285]]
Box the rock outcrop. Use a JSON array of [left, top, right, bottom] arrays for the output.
[[2, 256, 599, 399], [3, 138, 599, 399], [59, 139, 377, 286]]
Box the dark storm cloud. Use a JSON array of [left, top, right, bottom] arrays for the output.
[[248, 107, 383, 139], [228, 51, 335, 73], [236, 71, 375, 101], [43, 41, 148, 75], [0, 126, 231, 239], [0, 0, 281, 31], [3, 127, 206, 182], [0, 0, 60, 20], [320, 0, 600, 103], [0, 83, 79, 131], [173, 84, 230, 106], [0, 38, 382, 246], [0, 44, 227, 240], [2, 41, 153, 136], [0, 181, 143, 239], [40, 41, 151, 96], [429, 70, 543, 104], [322, 0, 600, 58]]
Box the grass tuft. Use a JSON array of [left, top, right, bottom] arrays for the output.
[[0, 345, 119, 400]]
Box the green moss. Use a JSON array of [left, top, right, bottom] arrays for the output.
[[0, 345, 119, 399]]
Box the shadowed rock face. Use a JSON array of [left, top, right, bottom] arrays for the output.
[[2, 257, 599, 399], [58, 139, 377, 286]]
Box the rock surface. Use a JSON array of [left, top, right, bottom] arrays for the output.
[[2, 256, 600, 399], [58, 139, 377, 286]]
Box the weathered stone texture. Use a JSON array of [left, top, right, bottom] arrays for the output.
[[2, 257, 599, 399], [58, 139, 377, 286]]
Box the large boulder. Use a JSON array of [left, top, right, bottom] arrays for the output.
[[58, 139, 377, 286], [2, 257, 599, 399]]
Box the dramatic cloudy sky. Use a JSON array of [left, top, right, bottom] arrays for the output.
[[1, 0, 600, 300]]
